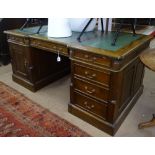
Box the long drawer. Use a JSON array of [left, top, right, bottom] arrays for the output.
[[30, 38, 68, 56], [73, 91, 108, 119], [71, 49, 111, 67], [73, 63, 111, 87], [74, 77, 109, 102]]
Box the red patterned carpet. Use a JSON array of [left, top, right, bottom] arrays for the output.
[[0, 82, 89, 137]]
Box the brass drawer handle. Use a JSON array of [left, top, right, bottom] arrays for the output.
[[84, 101, 95, 110], [84, 55, 96, 62], [84, 71, 96, 79], [92, 73, 96, 77], [87, 74, 96, 79], [102, 56, 106, 59], [84, 86, 95, 94], [85, 71, 89, 75], [93, 57, 97, 61], [86, 89, 95, 94], [84, 54, 89, 58], [84, 101, 87, 105], [34, 41, 40, 45], [32, 40, 40, 45]]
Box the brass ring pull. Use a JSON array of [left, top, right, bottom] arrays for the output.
[[93, 57, 97, 60], [85, 71, 88, 75], [83, 101, 95, 110], [84, 55, 89, 58], [84, 86, 95, 94], [85, 71, 96, 79], [87, 73, 96, 79]]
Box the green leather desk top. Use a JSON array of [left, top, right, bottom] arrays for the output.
[[81, 32, 142, 52], [5, 26, 152, 59], [17, 26, 141, 51]]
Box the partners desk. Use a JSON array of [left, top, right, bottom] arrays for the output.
[[5, 26, 152, 135]]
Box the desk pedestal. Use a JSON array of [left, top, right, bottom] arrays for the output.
[[8, 40, 70, 92], [69, 47, 146, 136]]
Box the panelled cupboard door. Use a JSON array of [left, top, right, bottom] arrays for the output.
[[9, 43, 30, 81]]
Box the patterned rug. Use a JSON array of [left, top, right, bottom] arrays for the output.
[[0, 82, 89, 137]]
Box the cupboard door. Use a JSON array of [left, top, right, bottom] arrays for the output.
[[9, 43, 30, 80]]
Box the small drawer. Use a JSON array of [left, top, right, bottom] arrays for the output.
[[72, 50, 111, 67], [74, 78, 109, 102], [73, 63, 110, 87], [73, 91, 107, 119], [31, 39, 68, 56], [8, 35, 29, 45]]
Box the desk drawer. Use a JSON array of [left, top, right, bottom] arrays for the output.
[[31, 39, 68, 56], [74, 78, 109, 102], [73, 91, 107, 119], [72, 50, 111, 67], [8, 35, 29, 45], [73, 63, 110, 87]]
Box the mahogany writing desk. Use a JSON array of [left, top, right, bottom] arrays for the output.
[[5, 26, 152, 135]]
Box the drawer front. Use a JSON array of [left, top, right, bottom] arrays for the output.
[[72, 50, 111, 67], [73, 63, 110, 87], [8, 35, 29, 45], [31, 39, 68, 56], [74, 78, 109, 102], [73, 91, 108, 119]]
